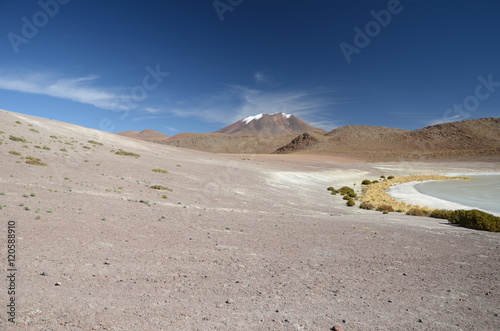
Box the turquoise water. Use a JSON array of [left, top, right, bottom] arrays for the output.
[[415, 175, 500, 214]]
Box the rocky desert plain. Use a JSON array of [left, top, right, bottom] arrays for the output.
[[0, 109, 499, 330]]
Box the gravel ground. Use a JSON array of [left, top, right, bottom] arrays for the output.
[[0, 110, 499, 330]]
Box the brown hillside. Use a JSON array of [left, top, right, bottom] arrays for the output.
[[163, 133, 295, 154], [274, 118, 500, 161]]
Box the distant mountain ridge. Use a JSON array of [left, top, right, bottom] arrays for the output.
[[115, 129, 170, 142], [273, 117, 500, 160], [216, 112, 326, 136]]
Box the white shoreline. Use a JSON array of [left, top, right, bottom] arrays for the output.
[[388, 177, 500, 217]]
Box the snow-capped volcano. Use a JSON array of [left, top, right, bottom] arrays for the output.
[[216, 112, 325, 136]]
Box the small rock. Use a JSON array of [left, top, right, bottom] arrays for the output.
[[226, 299, 234, 304], [40, 272, 48, 276], [55, 282, 61, 286], [417, 319, 423, 323], [331, 326, 344, 331]]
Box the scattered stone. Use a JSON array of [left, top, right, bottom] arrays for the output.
[[40, 272, 48, 276], [331, 325, 345, 331], [55, 282, 61, 286], [226, 299, 234, 304]]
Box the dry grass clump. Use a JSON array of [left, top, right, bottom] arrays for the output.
[[150, 185, 172, 191], [25, 156, 47, 166], [115, 149, 140, 158], [152, 168, 169, 174], [9, 135, 28, 143], [359, 175, 468, 213]]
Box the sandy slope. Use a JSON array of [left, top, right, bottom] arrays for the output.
[[0, 109, 499, 330]]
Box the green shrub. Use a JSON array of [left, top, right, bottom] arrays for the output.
[[150, 185, 172, 191], [429, 209, 453, 220], [152, 168, 169, 174], [346, 199, 355, 207], [43, 146, 51, 150], [88, 140, 103, 146], [359, 202, 375, 210], [342, 194, 351, 201], [83, 146, 91, 149], [448, 209, 500, 232], [338, 186, 355, 196], [406, 207, 428, 217], [371, 180, 380, 184], [8, 151, 21, 156], [9, 135, 27, 143], [387, 176, 395, 180], [361, 179, 372, 185], [29, 128, 40, 133], [115, 149, 140, 158], [50, 135, 58, 139], [380, 175, 386, 179], [376, 204, 394, 213], [15, 121, 22, 125], [34, 145, 41, 149], [60, 148, 67, 152]]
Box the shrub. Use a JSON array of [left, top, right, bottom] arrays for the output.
[[15, 121, 22, 125], [342, 194, 351, 201], [406, 207, 428, 217], [371, 180, 380, 184], [83, 146, 91, 149], [29, 128, 40, 133], [34, 145, 41, 149], [448, 209, 500, 232], [387, 176, 395, 180], [88, 140, 103, 146], [161, 195, 168, 199], [359, 202, 375, 210], [338, 186, 355, 196], [50, 135, 58, 139], [429, 209, 453, 220], [327, 186, 339, 195], [346, 199, 355, 207], [8, 151, 21, 156], [361, 179, 372, 185], [9, 135, 27, 143], [376, 204, 394, 213], [43, 146, 51, 150], [152, 168, 169, 174], [380, 175, 386, 179], [115, 149, 140, 158], [150, 185, 173, 191], [60, 148, 67, 152]]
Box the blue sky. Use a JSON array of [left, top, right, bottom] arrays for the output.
[[1, 0, 499, 135]]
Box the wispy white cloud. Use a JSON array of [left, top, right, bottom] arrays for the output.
[[426, 114, 468, 126], [253, 71, 267, 83], [168, 85, 345, 129], [0, 70, 149, 112]]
